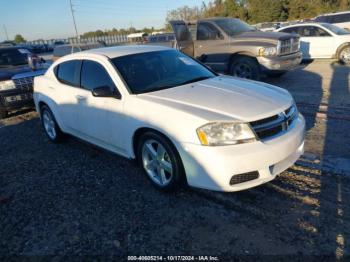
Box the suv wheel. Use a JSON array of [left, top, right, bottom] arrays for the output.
[[137, 132, 185, 191], [40, 105, 64, 143], [339, 45, 350, 64], [230, 56, 260, 80]]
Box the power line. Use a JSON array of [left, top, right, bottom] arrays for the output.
[[69, 0, 79, 38]]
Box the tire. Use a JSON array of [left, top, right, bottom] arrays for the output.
[[338, 45, 350, 64], [229, 56, 261, 80], [0, 109, 7, 119], [266, 71, 286, 77], [40, 105, 64, 143], [136, 131, 185, 192]]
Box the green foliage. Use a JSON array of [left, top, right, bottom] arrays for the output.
[[165, 0, 350, 24], [14, 34, 25, 43]]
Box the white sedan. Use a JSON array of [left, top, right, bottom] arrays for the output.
[[277, 23, 350, 63], [33, 45, 305, 192]]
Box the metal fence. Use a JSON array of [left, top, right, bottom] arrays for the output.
[[27, 34, 128, 46]]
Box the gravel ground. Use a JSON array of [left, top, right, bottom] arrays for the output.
[[1, 60, 350, 260]]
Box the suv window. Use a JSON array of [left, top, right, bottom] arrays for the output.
[[55, 60, 80, 86], [334, 13, 350, 23], [80, 60, 115, 91], [298, 26, 331, 37], [197, 23, 223, 40], [0, 48, 29, 67]]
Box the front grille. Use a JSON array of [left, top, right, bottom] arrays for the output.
[[13, 76, 34, 91], [250, 105, 297, 140], [278, 37, 299, 56], [230, 171, 259, 185]]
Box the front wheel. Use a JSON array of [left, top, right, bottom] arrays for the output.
[[229, 56, 261, 80], [338, 45, 350, 64], [137, 132, 185, 191]]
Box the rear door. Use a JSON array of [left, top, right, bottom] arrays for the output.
[[170, 20, 194, 57], [53, 59, 81, 131]]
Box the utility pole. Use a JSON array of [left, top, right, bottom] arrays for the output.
[[3, 24, 9, 41], [69, 0, 79, 40]]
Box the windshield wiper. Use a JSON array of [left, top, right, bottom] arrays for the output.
[[179, 76, 213, 86]]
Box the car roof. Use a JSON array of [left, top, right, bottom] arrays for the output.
[[79, 45, 172, 59], [278, 22, 327, 29], [317, 11, 350, 17]]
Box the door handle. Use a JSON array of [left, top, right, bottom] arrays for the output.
[[75, 95, 86, 101]]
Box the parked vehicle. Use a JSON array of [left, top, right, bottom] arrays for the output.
[[33, 45, 305, 192], [52, 43, 104, 61], [0, 47, 48, 118], [315, 11, 350, 31], [277, 23, 350, 64], [148, 33, 175, 43], [170, 17, 302, 80]]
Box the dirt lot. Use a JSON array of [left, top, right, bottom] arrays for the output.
[[1, 60, 350, 260]]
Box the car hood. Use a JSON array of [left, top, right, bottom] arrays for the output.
[[234, 31, 295, 43], [0, 64, 48, 81], [140, 76, 293, 122]]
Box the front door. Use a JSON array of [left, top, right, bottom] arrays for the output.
[[76, 59, 125, 153], [195, 21, 227, 72], [298, 26, 334, 58], [170, 20, 194, 57]]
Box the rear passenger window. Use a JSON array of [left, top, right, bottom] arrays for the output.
[[55, 60, 80, 86], [80, 60, 115, 91]]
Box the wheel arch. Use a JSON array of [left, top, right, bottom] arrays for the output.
[[336, 42, 350, 59], [132, 127, 181, 160], [228, 52, 258, 73]]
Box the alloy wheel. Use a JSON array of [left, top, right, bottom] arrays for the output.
[[340, 47, 350, 64], [232, 63, 253, 79], [141, 139, 173, 186], [42, 110, 57, 140]]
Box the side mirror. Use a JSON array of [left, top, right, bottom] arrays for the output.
[[92, 86, 121, 99]]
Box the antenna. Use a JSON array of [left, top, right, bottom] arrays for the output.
[[69, 0, 79, 39]]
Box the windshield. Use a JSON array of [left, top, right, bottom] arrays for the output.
[[0, 48, 29, 67], [215, 18, 257, 37], [112, 50, 216, 94], [321, 23, 350, 35]]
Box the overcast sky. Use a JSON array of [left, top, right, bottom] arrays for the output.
[[0, 0, 207, 41]]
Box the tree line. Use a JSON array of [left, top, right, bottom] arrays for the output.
[[166, 0, 350, 26], [9, 0, 349, 42]]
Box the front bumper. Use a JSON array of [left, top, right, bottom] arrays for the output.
[[258, 51, 302, 72], [178, 114, 305, 192], [0, 89, 34, 111]]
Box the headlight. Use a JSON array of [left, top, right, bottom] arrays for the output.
[[0, 80, 16, 91], [259, 47, 277, 56], [196, 122, 256, 146]]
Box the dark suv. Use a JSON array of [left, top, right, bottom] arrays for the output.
[[0, 47, 48, 118]]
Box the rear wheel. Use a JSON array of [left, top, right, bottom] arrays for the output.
[[338, 45, 350, 64], [40, 105, 64, 143], [230, 56, 260, 80], [0, 109, 7, 119], [137, 132, 185, 191]]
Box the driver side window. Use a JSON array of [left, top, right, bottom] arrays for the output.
[[80, 60, 116, 91], [197, 23, 223, 40]]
